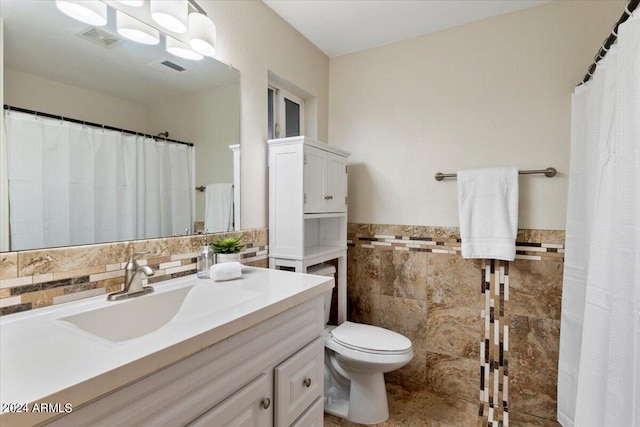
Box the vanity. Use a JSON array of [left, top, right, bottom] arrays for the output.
[[0, 268, 332, 427]]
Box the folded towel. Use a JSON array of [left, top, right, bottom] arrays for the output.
[[210, 261, 242, 282], [205, 183, 233, 233], [457, 167, 519, 261]]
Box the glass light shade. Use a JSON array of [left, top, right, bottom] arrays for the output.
[[116, 0, 144, 6], [166, 37, 203, 61], [150, 0, 188, 34], [55, 0, 107, 26], [188, 13, 216, 57], [116, 11, 160, 45]]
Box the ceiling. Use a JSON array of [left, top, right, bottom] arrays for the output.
[[263, 0, 550, 57]]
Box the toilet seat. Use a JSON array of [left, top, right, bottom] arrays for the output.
[[330, 321, 412, 355]]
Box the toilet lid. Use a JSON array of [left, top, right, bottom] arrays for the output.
[[330, 321, 412, 353]]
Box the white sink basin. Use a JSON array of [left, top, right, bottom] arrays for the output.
[[58, 286, 196, 342], [57, 284, 261, 342]]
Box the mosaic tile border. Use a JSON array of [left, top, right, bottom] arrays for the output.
[[0, 229, 268, 316], [479, 259, 510, 426], [347, 231, 564, 262]]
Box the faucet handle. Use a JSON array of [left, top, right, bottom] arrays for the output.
[[128, 252, 150, 265]]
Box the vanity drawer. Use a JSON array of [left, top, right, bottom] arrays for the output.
[[275, 337, 324, 426]]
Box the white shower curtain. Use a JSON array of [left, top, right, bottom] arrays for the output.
[[4, 111, 193, 250], [558, 10, 639, 427]]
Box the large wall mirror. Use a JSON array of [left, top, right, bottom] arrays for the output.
[[1, 0, 240, 252]]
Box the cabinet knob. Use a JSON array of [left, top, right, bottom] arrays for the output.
[[261, 398, 271, 410], [303, 378, 312, 388], [324, 195, 333, 200]]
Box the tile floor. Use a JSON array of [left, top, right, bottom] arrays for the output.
[[323, 384, 479, 427], [323, 384, 561, 427]]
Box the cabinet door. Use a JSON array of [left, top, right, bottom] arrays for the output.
[[275, 338, 324, 427], [290, 398, 323, 427], [325, 152, 347, 213], [188, 373, 273, 427], [303, 146, 326, 214]]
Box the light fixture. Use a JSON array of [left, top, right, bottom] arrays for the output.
[[150, 0, 188, 34], [166, 37, 203, 61], [55, 0, 107, 26], [188, 12, 216, 57], [115, 0, 144, 6], [116, 10, 160, 45]]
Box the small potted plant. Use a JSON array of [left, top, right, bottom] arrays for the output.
[[210, 236, 244, 264]]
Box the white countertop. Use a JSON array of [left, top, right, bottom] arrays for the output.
[[0, 267, 333, 426]]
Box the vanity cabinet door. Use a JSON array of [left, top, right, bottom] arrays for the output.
[[187, 373, 273, 427], [290, 398, 323, 427], [274, 337, 324, 426]]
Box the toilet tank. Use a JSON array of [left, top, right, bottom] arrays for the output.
[[307, 263, 336, 325]]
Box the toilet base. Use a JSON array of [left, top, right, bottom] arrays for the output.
[[324, 357, 390, 425], [324, 396, 349, 419]]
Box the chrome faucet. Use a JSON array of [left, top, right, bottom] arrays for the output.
[[107, 252, 155, 301]]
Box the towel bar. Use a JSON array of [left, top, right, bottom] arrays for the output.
[[434, 167, 556, 182]]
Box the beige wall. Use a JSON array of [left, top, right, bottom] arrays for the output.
[[4, 69, 148, 131], [329, 1, 623, 230], [202, 1, 330, 229]]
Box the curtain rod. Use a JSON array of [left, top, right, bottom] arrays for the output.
[[579, 0, 638, 85], [3, 104, 193, 147], [434, 167, 557, 181]]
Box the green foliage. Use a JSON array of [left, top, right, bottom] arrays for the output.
[[210, 236, 245, 254]]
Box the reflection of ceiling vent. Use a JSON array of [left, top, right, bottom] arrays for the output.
[[77, 27, 121, 49], [161, 60, 186, 72], [149, 59, 189, 75]]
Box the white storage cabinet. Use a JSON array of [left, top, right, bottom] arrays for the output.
[[268, 136, 350, 323]]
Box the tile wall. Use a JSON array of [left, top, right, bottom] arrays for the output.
[[347, 224, 564, 426], [1, 222, 563, 424], [0, 229, 269, 316]]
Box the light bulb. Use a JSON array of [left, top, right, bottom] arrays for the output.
[[116, 10, 160, 45], [150, 0, 188, 34], [166, 37, 204, 61], [116, 0, 144, 6], [55, 0, 107, 26], [188, 12, 216, 57]]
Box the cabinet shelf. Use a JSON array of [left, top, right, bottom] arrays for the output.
[[304, 212, 346, 220], [304, 245, 346, 264]]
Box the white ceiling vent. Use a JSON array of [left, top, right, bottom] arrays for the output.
[[149, 59, 189, 75], [77, 27, 121, 49]]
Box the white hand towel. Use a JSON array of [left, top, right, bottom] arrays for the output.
[[204, 183, 233, 233], [457, 167, 519, 261], [210, 262, 242, 282]]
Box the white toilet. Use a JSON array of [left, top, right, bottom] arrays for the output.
[[308, 264, 413, 425]]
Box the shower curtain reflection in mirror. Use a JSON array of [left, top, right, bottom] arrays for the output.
[[3, 111, 194, 251]]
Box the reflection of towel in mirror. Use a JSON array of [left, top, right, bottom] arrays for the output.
[[457, 167, 518, 261], [205, 183, 233, 233]]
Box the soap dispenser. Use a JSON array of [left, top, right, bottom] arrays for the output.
[[196, 232, 213, 279]]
